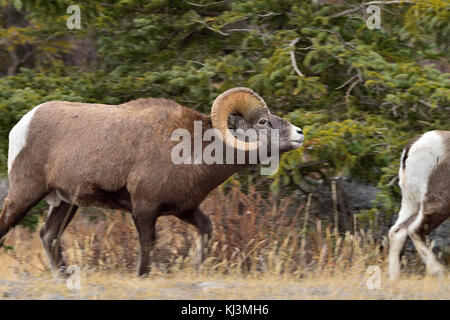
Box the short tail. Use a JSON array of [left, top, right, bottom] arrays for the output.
[[401, 135, 422, 170]]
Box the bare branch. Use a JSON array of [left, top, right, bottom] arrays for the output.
[[298, 159, 330, 168], [226, 28, 259, 33], [177, 58, 206, 66], [336, 75, 358, 90], [7, 50, 19, 76], [7, 46, 36, 76], [289, 38, 304, 77], [418, 99, 432, 108], [184, 0, 233, 7], [198, 19, 262, 36], [255, 12, 281, 18], [198, 20, 230, 35], [345, 78, 361, 101]]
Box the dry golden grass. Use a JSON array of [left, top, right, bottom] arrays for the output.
[[0, 187, 448, 300]]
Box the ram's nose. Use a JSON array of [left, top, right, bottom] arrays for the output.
[[290, 125, 304, 143]]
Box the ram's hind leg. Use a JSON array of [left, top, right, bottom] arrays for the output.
[[179, 208, 213, 267], [0, 179, 47, 244], [388, 195, 419, 280], [40, 202, 78, 275], [408, 204, 446, 277]]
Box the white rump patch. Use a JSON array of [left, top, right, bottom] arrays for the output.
[[401, 130, 445, 202], [394, 131, 445, 230], [7, 103, 45, 173]]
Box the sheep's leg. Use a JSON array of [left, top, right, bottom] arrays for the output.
[[0, 181, 47, 243], [408, 208, 445, 277], [388, 196, 419, 280], [388, 225, 408, 280], [179, 208, 213, 267], [132, 204, 159, 277], [409, 232, 445, 277], [40, 202, 78, 275]]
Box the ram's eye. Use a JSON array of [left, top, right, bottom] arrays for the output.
[[258, 119, 268, 126]]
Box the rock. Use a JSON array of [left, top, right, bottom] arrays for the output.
[[296, 176, 380, 232], [338, 178, 379, 212]]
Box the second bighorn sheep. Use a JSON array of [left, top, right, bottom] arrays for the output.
[[0, 87, 304, 276], [389, 130, 449, 280]]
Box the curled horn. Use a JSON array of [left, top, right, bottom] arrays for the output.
[[210, 87, 268, 151]]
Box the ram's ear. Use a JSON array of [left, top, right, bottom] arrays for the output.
[[227, 114, 246, 130]]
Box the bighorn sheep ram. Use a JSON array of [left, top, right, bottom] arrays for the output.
[[0, 87, 303, 276], [389, 130, 449, 280]]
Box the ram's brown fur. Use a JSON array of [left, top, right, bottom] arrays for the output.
[[0, 89, 303, 276]]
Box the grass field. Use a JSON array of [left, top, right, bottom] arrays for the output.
[[0, 188, 448, 300]]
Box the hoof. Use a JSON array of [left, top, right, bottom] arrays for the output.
[[428, 264, 445, 278], [50, 265, 70, 279]]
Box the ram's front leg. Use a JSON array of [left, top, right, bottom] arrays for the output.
[[131, 202, 160, 277]]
